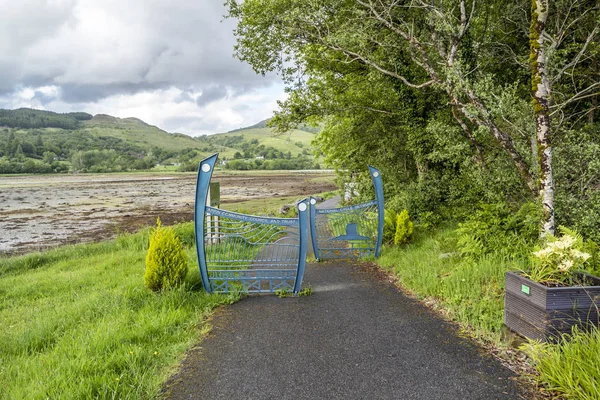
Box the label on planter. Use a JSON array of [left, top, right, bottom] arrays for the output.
[[521, 284, 530, 295]]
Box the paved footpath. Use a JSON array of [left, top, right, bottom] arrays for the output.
[[163, 262, 523, 399]]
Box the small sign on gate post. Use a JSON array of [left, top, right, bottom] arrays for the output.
[[206, 182, 220, 244]]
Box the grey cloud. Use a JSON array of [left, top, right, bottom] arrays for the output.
[[233, 104, 251, 112], [195, 86, 228, 107], [0, 0, 276, 103], [32, 90, 57, 106], [59, 82, 167, 103], [175, 91, 195, 103]]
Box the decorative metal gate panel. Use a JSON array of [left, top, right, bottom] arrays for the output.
[[195, 154, 309, 294], [310, 166, 384, 260]]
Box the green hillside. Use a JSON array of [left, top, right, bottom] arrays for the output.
[[0, 108, 320, 173], [82, 114, 203, 152], [205, 127, 315, 159]]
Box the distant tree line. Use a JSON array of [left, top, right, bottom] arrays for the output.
[[0, 127, 205, 173], [225, 155, 319, 171], [0, 108, 93, 130]]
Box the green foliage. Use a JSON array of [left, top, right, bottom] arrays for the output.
[[0, 229, 232, 399], [383, 209, 397, 244], [525, 230, 591, 285], [582, 239, 600, 277], [554, 126, 600, 242], [393, 210, 414, 245], [297, 287, 313, 296], [455, 202, 542, 259], [144, 218, 188, 291], [523, 326, 600, 400], [275, 286, 312, 298]]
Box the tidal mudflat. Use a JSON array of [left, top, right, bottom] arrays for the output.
[[0, 171, 335, 255]]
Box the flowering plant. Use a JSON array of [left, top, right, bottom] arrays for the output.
[[525, 234, 591, 285]]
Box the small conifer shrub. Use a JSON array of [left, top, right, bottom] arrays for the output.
[[383, 209, 398, 244], [394, 209, 414, 245], [145, 217, 188, 291]]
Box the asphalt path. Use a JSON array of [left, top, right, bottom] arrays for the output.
[[163, 261, 523, 399]]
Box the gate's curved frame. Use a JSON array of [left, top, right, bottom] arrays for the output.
[[310, 166, 384, 260], [194, 154, 308, 294]]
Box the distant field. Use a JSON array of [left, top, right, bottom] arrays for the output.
[[208, 128, 315, 158]]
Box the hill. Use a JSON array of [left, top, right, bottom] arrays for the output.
[[81, 114, 203, 152], [0, 108, 320, 173], [0, 108, 93, 129], [204, 127, 315, 159], [227, 118, 320, 135]]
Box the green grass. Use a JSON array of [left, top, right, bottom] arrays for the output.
[[523, 327, 600, 399], [377, 225, 527, 342], [209, 128, 315, 158], [82, 115, 203, 152], [0, 226, 234, 399], [223, 196, 303, 215]]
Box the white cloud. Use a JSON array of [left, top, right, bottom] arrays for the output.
[[0, 0, 285, 133], [0, 84, 287, 136]]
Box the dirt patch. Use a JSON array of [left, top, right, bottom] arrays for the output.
[[0, 172, 336, 256]]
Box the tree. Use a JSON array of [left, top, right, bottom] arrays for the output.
[[227, 0, 600, 236], [530, 0, 554, 235]]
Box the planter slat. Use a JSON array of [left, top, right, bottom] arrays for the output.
[[504, 271, 600, 342]]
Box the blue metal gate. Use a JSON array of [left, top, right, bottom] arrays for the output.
[[195, 154, 309, 294], [310, 166, 384, 260]]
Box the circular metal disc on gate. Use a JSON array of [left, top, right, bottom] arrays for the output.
[[373, 171, 379, 178], [298, 203, 307, 212], [202, 164, 211, 172], [310, 198, 317, 205]]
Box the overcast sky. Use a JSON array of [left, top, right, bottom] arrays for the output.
[[0, 0, 285, 135]]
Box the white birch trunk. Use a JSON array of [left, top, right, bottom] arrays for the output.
[[531, 0, 555, 236]]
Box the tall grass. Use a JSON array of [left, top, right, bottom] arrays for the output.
[[523, 327, 600, 400], [0, 224, 234, 399], [377, 225, 528, 341]]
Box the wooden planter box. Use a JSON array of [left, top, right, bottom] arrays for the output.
[[504, 271, 600, 342]]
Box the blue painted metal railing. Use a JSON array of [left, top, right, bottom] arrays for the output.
[[310, 166, 384, 260], [194, 154, 309, 294]]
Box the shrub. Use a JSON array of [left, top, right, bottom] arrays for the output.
[[144, 218, 188, 291], [383, 209, 397, 244], [394, 210, 414, 245], [525, 232, 590, 285], [455, 202, 541, 259]]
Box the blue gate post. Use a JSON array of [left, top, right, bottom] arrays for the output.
[[194, 154, 218, 293], [309, 197, 320, 261], [293, 199, 310, 293], [368, 166, 384, 257]]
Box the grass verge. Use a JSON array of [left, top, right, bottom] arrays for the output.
[[0, 224, 235, 399]]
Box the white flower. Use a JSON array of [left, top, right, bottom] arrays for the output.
[[558, 259, 574, 272], [533, 248, 552, 259], [570, 249, 591, 261], [558, 235, 576, 249]]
